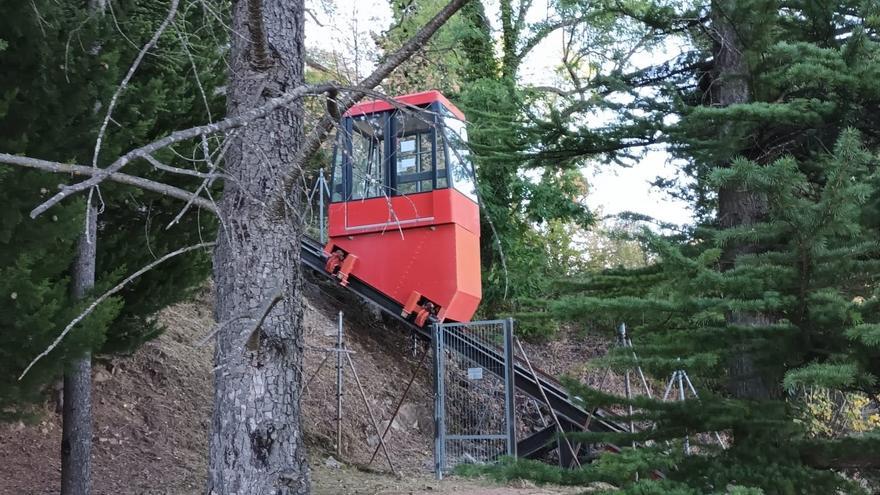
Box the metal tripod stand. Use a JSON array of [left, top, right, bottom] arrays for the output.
[[661, 360, 727, 454], [617, 323, 654, 439]]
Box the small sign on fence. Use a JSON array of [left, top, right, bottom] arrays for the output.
[[467, 367, 483, 380]]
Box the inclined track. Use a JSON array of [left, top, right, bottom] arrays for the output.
[[300, 235, 628, 460]]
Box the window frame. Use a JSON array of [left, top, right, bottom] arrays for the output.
[[330, 101, 468, 202], [438, 105, 477, 203], [330, 113, 391, 202], [390, 102, 446, 195]]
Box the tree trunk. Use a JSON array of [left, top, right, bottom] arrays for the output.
[[61, 205, 96, 495], [711, 1, 780, 401], [207, 0, 310, 493]]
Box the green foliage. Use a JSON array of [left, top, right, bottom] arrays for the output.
[[791, 389, 880, 437], [492, 0, 880, 493], [0, 0, 224, 417], [381, 1, 604, 321]]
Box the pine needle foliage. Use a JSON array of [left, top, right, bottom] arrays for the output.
[[489, 0, 880, 493], [0, 0, 225, 419], [507, 129, 878, 494]]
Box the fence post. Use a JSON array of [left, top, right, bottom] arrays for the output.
[[504, 318, 517, 458], [335, 311, 343, 457], [432, 322, 445, 480], [318, 168, 326, 243]]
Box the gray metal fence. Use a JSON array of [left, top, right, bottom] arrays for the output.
[[433, 319, 516, 478]]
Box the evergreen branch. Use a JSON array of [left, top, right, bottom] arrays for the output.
[[0, 153, 218, 214], [18, 242, 215, 380], [516, 15, 588, 62], [800, 434, 880, 469]]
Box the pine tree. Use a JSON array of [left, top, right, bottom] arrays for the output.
[[484, 0, 880, 492], [0, 0, 224, 418]]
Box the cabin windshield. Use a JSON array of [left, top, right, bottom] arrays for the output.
[[329, 98, 476, 203], [440, 108, 477, 203], [330, 131, 344, 202], [349, 113, 387, 200]]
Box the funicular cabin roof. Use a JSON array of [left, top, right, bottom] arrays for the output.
[[343, 90, 466, 120]]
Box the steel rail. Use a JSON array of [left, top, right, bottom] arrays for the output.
[[300, 235, 628, 457]]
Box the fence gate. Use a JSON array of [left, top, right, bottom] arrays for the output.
[[433, 319, 516, 478]]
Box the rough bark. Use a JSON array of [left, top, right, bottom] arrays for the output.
[[207, 0, 309, 493], [711, 1, 780, 401], [61, 205, 97, 495], [62, 0, 104, 486]]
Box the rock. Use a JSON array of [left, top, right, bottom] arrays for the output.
[[94, 369, 112, 383], [510, 479, 536, 489], [397, 402, 431, 431], [324, 456, 342, 469], [384, 418, 402, 433]]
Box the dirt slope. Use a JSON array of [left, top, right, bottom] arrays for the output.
[[0, 280, 441, 494], [0, 280, 617, 495]]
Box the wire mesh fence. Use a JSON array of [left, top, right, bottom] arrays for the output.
[[433, 319, 515, 478]]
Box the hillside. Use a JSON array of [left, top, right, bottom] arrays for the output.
[[0, 278, 607, 495]]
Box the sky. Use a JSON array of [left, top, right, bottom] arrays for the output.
[[304, 0, 695, 226]]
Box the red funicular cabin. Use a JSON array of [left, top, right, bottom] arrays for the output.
[[323, 90, 481, 326]]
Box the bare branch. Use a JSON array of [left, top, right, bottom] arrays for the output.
[[92, 0, 180, 169], [166, 136, 221, 229], [144, 154, 218, 179], [305, 55, 336, 77], [281, 0, 473, 205], [304, 7, 324, 27], [18, 242, 215, 380], [243, 286, 284, 352], [195, 316, 245, 347], [196, 284, 284, 348], [28, 82, 336, 218], [0, 152, 218, 214]]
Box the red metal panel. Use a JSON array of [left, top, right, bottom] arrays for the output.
[[344, 89, 466, 120], [325, 190, 481, 323], [441, 190, 480, 235], [328, 189, 478, 238], [329, 89, 480, 323]]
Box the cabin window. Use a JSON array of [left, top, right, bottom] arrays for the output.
[[394, 110, 436, 195], [331, 100, 471, 202], [440, 109, 477, 202], [330, 134, 344, 202], [349, 114, 387, 200]]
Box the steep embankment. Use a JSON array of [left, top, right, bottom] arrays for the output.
[[0, 280, 437, 494], [0, 278, 618, 495]]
